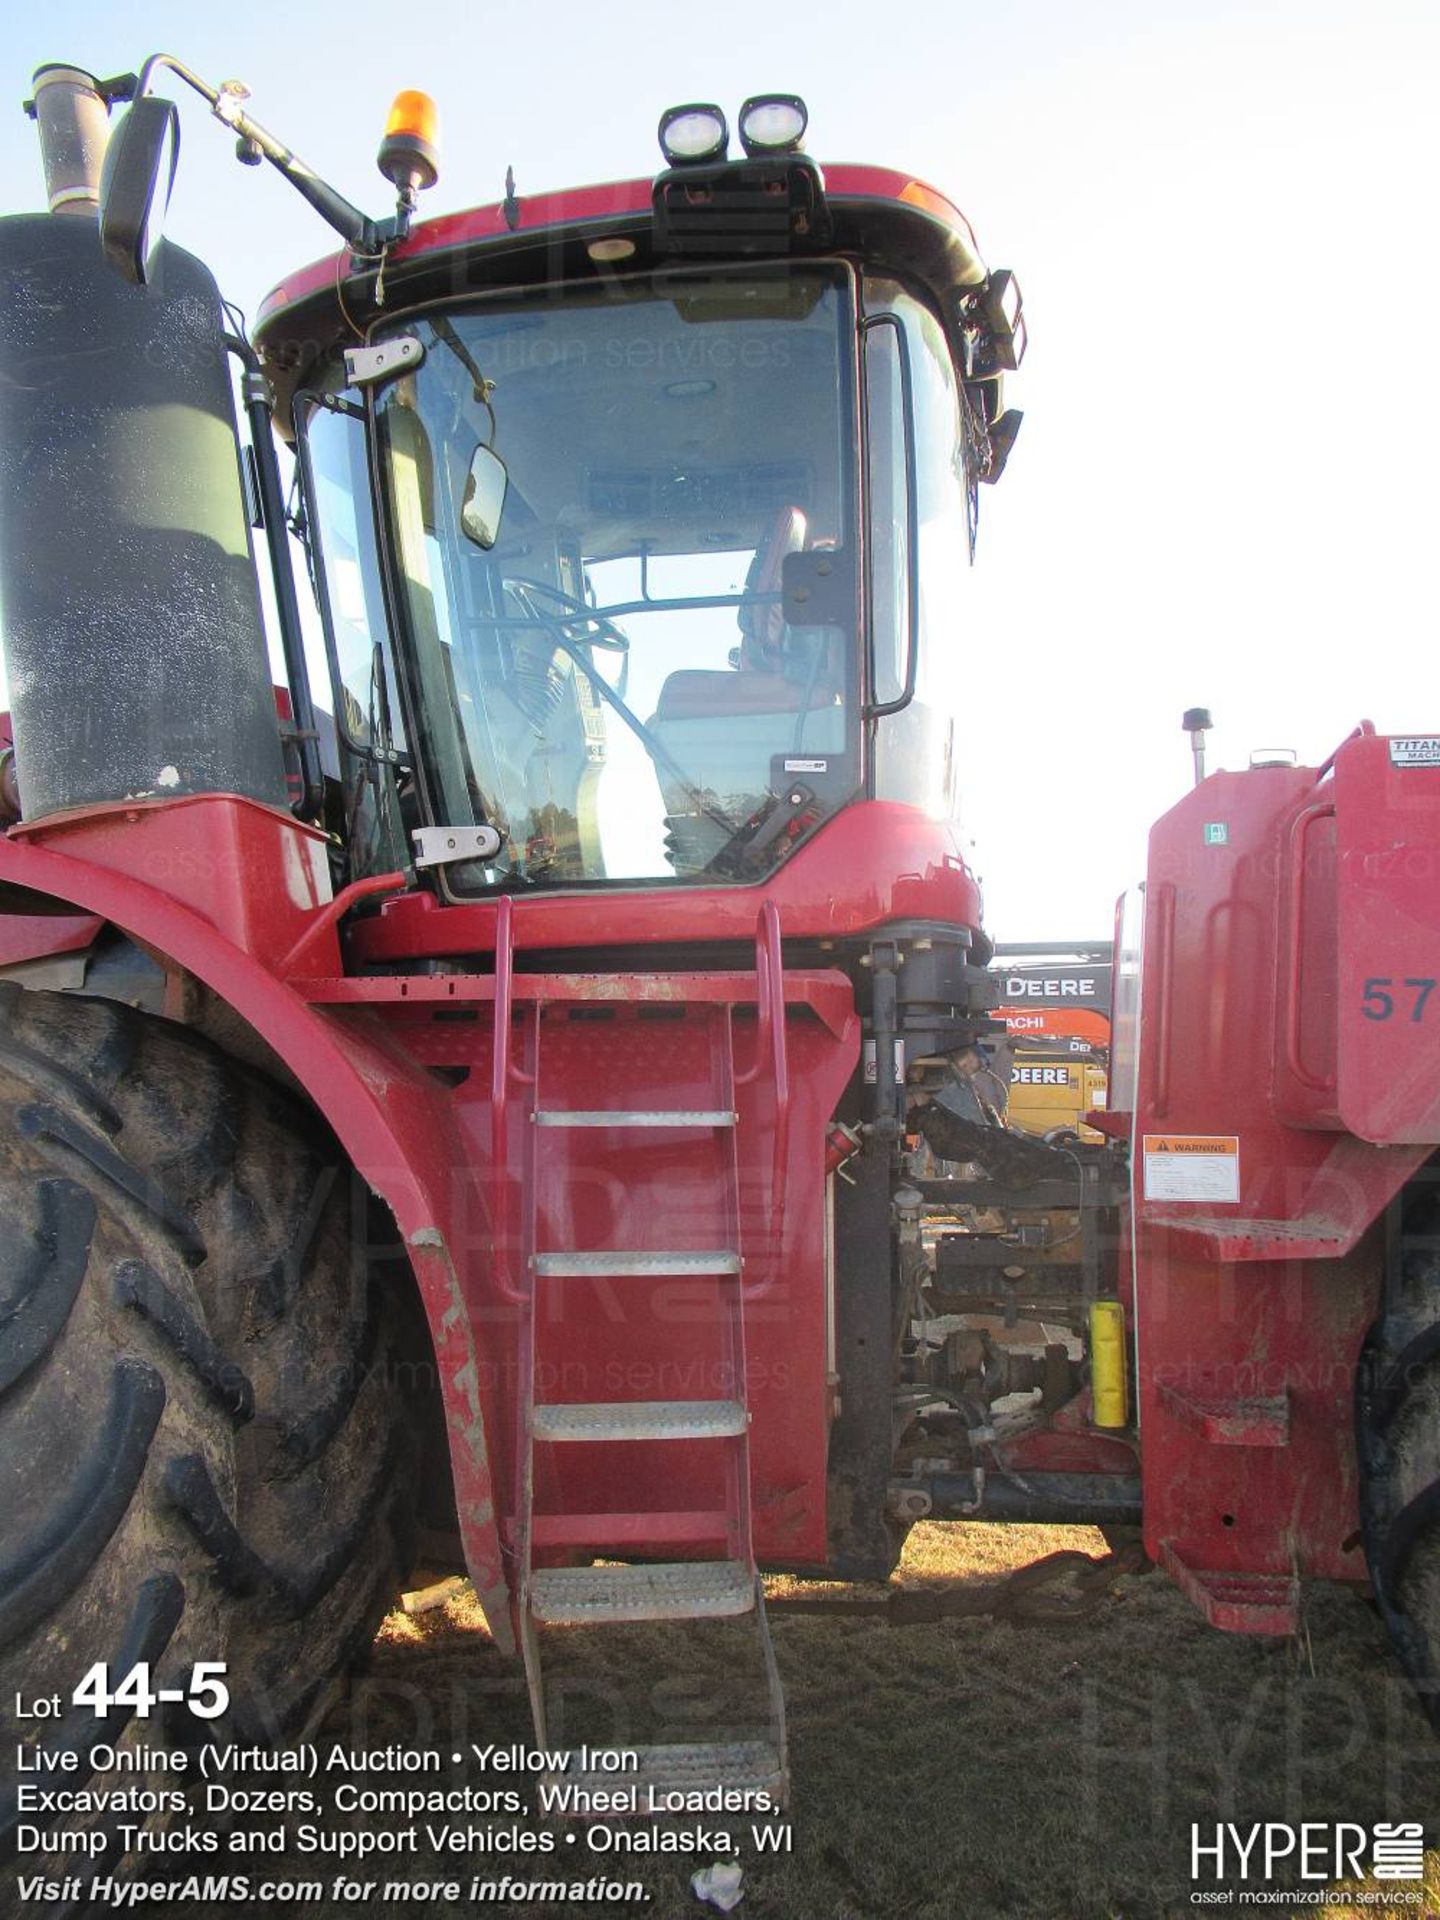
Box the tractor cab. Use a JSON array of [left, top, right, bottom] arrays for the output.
[[253, 110, 1025, 897]]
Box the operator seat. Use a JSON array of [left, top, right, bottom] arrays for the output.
[[648, 506, 846, 866], [653, 506, 812, 722], [650, 504, 847, 726]]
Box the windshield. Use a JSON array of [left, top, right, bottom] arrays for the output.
[[372, 269, 855, 891]]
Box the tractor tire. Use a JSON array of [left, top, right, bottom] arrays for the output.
[[1357, 1164, 1440, 1723], [0, 986, 419, 1908]]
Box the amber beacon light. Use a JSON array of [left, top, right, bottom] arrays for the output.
[[377, 89, 440, 194]]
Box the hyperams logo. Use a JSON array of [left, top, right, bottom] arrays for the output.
[[1190, 1822, 1425, 1887]]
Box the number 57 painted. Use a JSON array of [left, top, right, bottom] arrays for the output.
[[1362, 977, 1438, 1022]]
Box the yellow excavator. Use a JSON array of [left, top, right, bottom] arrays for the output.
[[991, 943, 1112, 1144]]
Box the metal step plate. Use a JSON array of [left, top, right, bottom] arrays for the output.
[[529, 1559, 754, 1624], [534, 1110, 737, 1128], [533, 1250, 741, 1277], [544, 1741, 786, 1811], [531, 1400, 748, 1443]]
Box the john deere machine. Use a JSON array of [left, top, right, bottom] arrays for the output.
[[993, 942, 1111, 1144], [910, 943, 1119, 1399], [4, 52, 1440, 1901]]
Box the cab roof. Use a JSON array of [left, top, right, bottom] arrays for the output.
[[253, 162, 992, 425]]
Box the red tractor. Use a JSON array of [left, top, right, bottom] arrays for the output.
[[1112, 723, 1440, 1682], [0, 52, 1435, 1896]]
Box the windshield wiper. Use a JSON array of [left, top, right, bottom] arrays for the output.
[[701, 781, 820, 880], [503, 587, 740, 847]]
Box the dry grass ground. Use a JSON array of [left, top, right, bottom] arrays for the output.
[[171, 1524, 1440, 1920]]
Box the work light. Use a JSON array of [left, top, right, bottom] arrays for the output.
[[980, 268, 1027, 371], [737, 94, 807, 155], [658, 103, 729, 165]]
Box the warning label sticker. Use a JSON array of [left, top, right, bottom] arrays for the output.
[[1142, 1134, 1240, 1203], [1389, 737, 1440, 766]]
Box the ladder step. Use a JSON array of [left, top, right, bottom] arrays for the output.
[[529, 1560, 754, 1625], [545, 1741, 785, 1810], [533, 1250, 741, 1277], [532, 1400, 748, 1443], [1158, 1385, 1290, 1446], [1159, 1543, 1299, 1634], [534, 1109, 737, 1128]]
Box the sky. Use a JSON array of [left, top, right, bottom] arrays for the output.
[[2, 0, 1437, 940]]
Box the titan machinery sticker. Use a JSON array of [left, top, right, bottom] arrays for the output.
[[1142, 1134, 1240, 1203], [1389, 736, 1440, 766]]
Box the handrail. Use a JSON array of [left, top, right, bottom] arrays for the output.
[[489, 894, 529, 1305], [276, 870, 406, 977], [491, 893, 515, 1112], [1150, 883, 1175, 1121], [1282, 801, 1337, 1093], [740, 900, 791, 1298], [735, 900, 777, 1089]]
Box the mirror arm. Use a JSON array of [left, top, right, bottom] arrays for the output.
[[137, 52, 382, 254]]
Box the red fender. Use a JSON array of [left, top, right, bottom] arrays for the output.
[[0, 820, 514, 1652]]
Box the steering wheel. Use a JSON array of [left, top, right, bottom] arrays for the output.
[[502, 576, 630, 652]]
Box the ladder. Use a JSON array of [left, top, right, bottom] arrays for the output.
[[493, 900, 790, 1803]]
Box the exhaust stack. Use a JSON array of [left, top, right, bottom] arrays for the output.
[[0, 214, 288, 821], [28, 64, 112, 216]]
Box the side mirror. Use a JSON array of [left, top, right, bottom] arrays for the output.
[[98, 96, 180, 286], [460, 443, 508, 550]]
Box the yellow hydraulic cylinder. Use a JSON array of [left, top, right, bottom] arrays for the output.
[[1090, 1300, 1130, 1429]]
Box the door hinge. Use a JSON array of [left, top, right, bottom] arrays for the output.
[[344, 335, 425, 388], [412, 824, 504, 870]]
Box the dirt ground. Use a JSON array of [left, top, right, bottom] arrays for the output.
[[171, 1523, 1440, 1920]]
